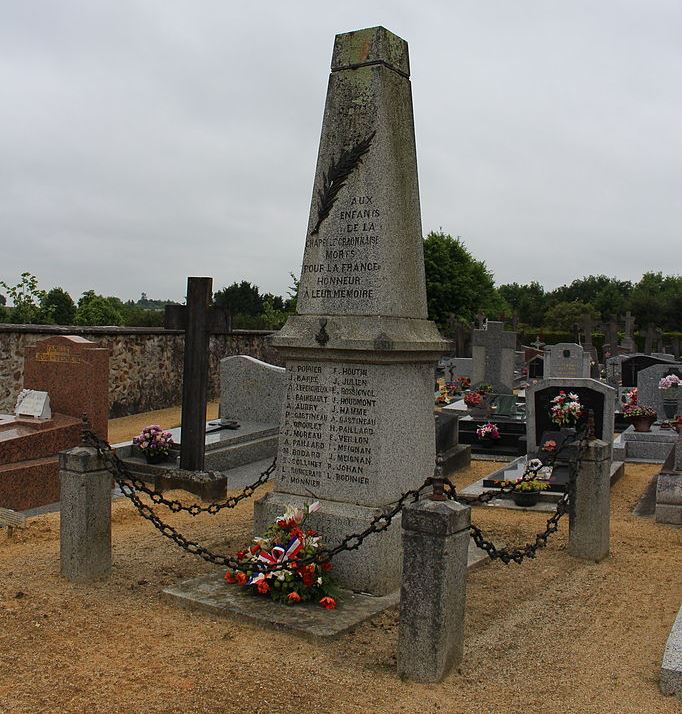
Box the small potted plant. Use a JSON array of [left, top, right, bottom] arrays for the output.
[[475, 421, 501, 447], [133, 424, 175, 464], [659, 374, 681, 420], [623, 403, 657, 432], [511, 479, 550, 507], [464, 389, 486, 416], [549, 391, 583, 430]]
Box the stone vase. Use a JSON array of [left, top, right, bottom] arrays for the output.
[[144, 451, 168, 465]]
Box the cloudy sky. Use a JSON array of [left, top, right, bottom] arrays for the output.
[[1, 1, 680, 303]]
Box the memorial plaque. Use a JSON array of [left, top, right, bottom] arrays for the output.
[[14, 389, 51, 419]]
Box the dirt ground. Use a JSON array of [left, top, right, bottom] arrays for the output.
[[0, 411, 680, 713]]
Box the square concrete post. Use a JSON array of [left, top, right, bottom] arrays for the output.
[[60, 446, 113, 582], [568, 439, 611, 562], [398, 499, 471, 682]]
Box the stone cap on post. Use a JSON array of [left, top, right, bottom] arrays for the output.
[[332, 26, 410, 77], [402, 498, 471, 536], [59, 446, 106, 473]]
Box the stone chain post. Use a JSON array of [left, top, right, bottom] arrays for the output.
[[568, 439, 611, 562], [398, 498, 471, 682], [60, 446, 113, 582]]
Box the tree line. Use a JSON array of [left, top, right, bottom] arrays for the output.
[[2, 235, 680, 333]]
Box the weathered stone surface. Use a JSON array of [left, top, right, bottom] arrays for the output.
[[661, 605, 682, 697], [568, 439, 610, 561], [220, 355, 285, 425], [60, 446, 112, 582], [543, 342, 591, 379], [0, 325, 279, 418], [471, 321, 517, 394], [263, 27, 446, 595], [398, 499, 470, 682]]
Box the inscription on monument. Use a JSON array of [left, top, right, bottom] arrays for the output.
[[278, 361, 378, 494], [302, 195, 383, 305], [35, 345, 81, 364]]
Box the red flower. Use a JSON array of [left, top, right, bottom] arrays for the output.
[[235, 571, 248, 586], [321, 560, 333, 572], [319, 596, 336, 610], [302, 571, 315, 588], [249, 544, 260, 555], [224, 570, 237, 584], [255, 579, 270, 595], [236, 550, 246, 560], [291, 527, 304, 541], [287, 591, 302, 604], [306, 529, 318, 537]]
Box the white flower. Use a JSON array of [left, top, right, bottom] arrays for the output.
[[307, 501, 321, 514]]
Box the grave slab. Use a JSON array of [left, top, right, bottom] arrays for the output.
[[161, 540, 488, 638]]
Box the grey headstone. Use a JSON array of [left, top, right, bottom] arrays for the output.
[[637, 363, 682, 420], [544, 342, 590, 379], [220, 355, 286, 425], [660, 605, 682, 697], [471, 321, 517, 394]]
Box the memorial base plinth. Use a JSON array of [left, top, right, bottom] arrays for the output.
[[254, 491, 402, 596]]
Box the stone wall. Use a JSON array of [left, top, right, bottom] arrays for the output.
[[0, 325, 279, 418]]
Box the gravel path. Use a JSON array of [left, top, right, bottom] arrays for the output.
[[0, 421, 680, 713]]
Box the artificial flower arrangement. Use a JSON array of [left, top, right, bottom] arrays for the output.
[[224, 501, 337, 609], [625, 387, 638, 406], [435, 383, 452, 406], [493, 477, 550, 492], [476, 422, 500, 441], [659, 375, 682, 391], [132, 424, 174, 459], [622, 404, 657, 420], [549, 391, 583, 428], [478, 383, 494, 394], [542, 439, 557, 453], [464, 390, 483, 407], [456, 376, 471, 391]]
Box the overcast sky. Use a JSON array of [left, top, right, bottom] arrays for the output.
[[1, 1, 681, 303]]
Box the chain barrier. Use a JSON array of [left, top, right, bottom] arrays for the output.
[[82, 428, 276, 516], [81, 425, 432, 573], [440, 428, 590, 564], [82, 418, 591, 571]]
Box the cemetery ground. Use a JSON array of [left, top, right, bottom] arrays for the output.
[[0, 412, 679, 713]]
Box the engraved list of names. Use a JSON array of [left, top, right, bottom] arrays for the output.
[[278, 361, 380, 497]]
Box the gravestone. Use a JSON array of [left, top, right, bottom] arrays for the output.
[[644, 324, 663, 355], [637, 364, 682, 420], [438, 357, 472, 382], [621, 311, 636, 353], [525, 378, 615, 454], [23, 335, 110, 438], [164, 277, 232, 470], [580, 313, 599, 365], [604, 316, 620, 359], [543, 343, 590, 379], [254, 26, 446, 596], [1, 335, 109, 510], [471, 321, 517, 394], [620, 353, 676, 388]]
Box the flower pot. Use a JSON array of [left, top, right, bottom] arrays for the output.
[[511, 490, 541, 507], [478, 439, 497, 449], [144, 452, 169, 465], [629, 415, 656, 433]]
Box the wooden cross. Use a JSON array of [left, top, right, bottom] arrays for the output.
[[164, 277, 232, 470]]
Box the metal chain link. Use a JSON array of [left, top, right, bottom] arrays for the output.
[[446, 430, 589, 564], [82, 428, 276, 516], [81, 425, 434, 572]]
